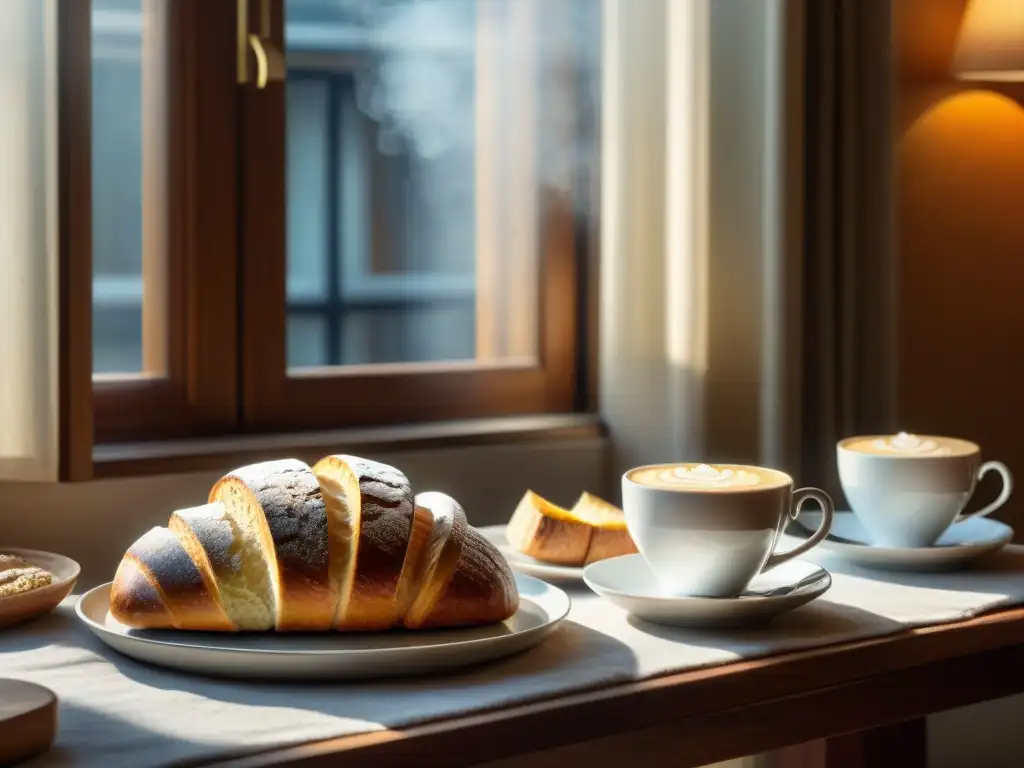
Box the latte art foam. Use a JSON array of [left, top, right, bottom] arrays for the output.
[[874, 432, 949, 455], [844, 432, 965, 457], [634, 463, 763, 490]]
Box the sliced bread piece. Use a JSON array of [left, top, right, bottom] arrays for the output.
[[572, 492, 637, 564], [312, 455, 415, 631], [169, 501, 270, 631], [110, 558, 177, 630], [506, 490, 592, 565], [506, 490, 636, 566], [401, 491, 469, 629], [405, 492, 518, 630], [394, 497, 441, 622], [209, 459, 331, 632], [110, 527, 234, 631], [306, 454, 362, 629]]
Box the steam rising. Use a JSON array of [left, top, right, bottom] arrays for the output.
[[336, 0, 600, 196]]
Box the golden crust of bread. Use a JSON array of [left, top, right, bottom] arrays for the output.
[[402, 491, 470, 629], [507, 490, 636, 566], [168, 504, 233, 585], [315, 455, 416, 632], [574, 492, 638, 564], [308, 455, 360, 628], [211, 459, 332, 632], [394, 501, 437, 621], [414, 525, 519, 630], [168, 503, 235, 608], [506, 491, 592, 565], [112, 528, 233, 631], [585, 528, 637, 564], [111, 455, 519, 633], [110, 558, 177, 629]]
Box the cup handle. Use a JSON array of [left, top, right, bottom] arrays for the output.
[[761, 487, 835, 573], [956, 461, 1013, 523]]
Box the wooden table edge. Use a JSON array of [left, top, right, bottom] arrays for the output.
[[203, 605, 1024, 768]]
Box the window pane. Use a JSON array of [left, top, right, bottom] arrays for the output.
[[287, 78, 331, 304], [339, 305, 477, 366], [283, 0, 594, 369], [287, 315, 329, 368], [91, 0, 168, 376]]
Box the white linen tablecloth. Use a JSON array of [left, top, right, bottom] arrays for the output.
[[4, 530, 1024, 768]]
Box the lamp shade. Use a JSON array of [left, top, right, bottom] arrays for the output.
[[952, 0, 1024, 81]]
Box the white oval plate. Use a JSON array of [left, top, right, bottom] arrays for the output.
[[479, 525, 585, 581], [788, 511, 1014, 572], [584, 554, 830, 628], [76, 574, 569, 680]]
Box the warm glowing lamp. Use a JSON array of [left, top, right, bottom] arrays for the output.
[[952, 0, 1024, 81]]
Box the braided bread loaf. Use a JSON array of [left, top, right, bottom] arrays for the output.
[[110, 456, 518, 632]]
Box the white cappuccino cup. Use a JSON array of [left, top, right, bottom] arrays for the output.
[[622, 463, 834, 597], [837, 433, 1013, 548]]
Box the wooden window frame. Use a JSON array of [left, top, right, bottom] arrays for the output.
[[61, 0, 599, 478], [239, 0, 583, 433], [86, 0, 239, 446], [59, 0, 96, 481]]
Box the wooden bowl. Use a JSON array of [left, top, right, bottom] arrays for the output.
[[0, 548, 80, 629], [0, 680, 58, 764]]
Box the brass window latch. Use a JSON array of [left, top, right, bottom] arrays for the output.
[[238, 0, 286, 88]]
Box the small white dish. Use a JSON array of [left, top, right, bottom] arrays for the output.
[[480, 525, 584, 581], [583, 554, 831, 628], [76, 573, 569, 680], [788, 511, 1014, 572]]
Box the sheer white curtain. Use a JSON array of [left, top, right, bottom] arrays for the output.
[[599, 0, 708, 475], [0, 0, 59, 481], [600, 0, 806, 492]]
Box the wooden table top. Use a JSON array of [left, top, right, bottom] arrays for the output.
[[205, 605, 1024, 768]]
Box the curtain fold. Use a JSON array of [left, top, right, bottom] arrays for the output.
[[800, 0, 897, 497], [598, 0, 710, 490], [600, 0, 896, 505], [600, 0, 791, 501], [600, 0, 791, 506], [0, 0, 59, 481]]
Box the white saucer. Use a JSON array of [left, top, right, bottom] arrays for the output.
[[75, 574, 569, 680], [480, 525, 584, 581], [787, 511, 1014, 572], [583, 555, 831, 628]]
